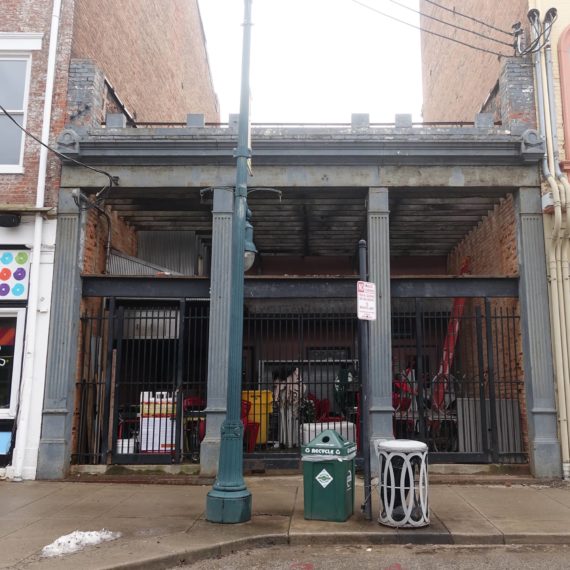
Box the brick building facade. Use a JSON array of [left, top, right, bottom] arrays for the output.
[[0, 0, 218, 480]]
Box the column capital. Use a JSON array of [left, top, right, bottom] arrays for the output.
[[368, 187, 389, 212]]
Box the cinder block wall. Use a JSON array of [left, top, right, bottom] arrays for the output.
[[420, 0, 529, 122], [71, 0, 219, 122]]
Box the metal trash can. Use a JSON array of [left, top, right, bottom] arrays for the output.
[[375, 439, 429, 528], [301, 429, 357, 522]]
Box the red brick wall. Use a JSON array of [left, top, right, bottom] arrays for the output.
[[420, 0, 529, 121], [71, 0, 219, 122], [83, 206, 137, 274], [0, 0, 75, 208], [448, 194, 518, 276]]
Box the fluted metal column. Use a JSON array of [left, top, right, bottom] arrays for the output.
[[516, 186, 562, 477], [200, 188, 233, 476], [37, 188, 85, 479], [367, 187, 393, 468]]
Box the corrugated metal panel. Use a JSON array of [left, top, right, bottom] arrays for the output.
[[107, 250, 182, 276], [138, 231, 196, 275]]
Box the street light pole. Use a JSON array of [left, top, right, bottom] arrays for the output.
[[206, 0, 254, 524]]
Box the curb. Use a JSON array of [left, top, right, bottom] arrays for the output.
[[97, 529, 570, 570]]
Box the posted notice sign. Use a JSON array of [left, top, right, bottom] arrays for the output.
[[357, 280, 376, 321]]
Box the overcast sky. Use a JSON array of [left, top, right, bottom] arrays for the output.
[[197, 0, 422, 124]]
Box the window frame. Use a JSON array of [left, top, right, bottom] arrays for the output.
[[0, 32, 43, 174], [0, 307, 26, 419]]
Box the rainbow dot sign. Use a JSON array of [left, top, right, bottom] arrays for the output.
[[0, 250, 30, 300]]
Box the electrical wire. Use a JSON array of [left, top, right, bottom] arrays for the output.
[[350, 0, 512, 58], [0, 103, 117, 200], [422, 0, 514, 37], [519, 13, 556, 56], [387, 0, 514, 48]]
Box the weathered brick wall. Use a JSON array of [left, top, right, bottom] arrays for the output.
[[421, 0, 529, 122], [447, 193, 527, 454], [83, 205, 137, 275], [448, 194, 518, 276], [0, 0, 75, 207], [71, 0, 219, 123]]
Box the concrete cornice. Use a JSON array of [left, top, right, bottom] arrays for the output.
[[57, 126, 544, 167]]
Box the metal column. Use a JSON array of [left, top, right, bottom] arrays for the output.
[[516, 186, 562, 477], [200, 188, 233, 476], [367, 187, 393, 472]]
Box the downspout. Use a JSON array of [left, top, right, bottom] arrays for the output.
[[11, 0, 63, 480], [528, 8, 569, 476], [543, 8, 570, 479]]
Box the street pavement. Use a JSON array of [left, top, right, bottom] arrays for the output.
[[1, 475, 570, 569]]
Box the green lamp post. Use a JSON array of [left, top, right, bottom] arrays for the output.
[[205, 0, 255, 524]]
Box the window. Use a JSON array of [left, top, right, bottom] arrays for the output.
[[0, 308, 25, 419], [0, 33, 42, 173]]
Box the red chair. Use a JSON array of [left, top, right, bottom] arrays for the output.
[[241, 400, 260, 453]]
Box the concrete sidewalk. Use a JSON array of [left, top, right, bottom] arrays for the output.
[[2, 476, 570, 570]]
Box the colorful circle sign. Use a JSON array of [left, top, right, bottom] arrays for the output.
[[12, 284, 24, 297], [0, 268, 11, 281], [15, 251, 29, 265], [1, 252, 13, 265], [0, 283, 10, 296], [13, 268, 26, 281]]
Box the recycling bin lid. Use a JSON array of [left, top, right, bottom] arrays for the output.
[[301, 429, 357, 462]]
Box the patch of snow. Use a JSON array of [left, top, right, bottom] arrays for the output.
[[41, 529, 121, 557]]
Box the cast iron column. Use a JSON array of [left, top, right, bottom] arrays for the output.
[[206, 0, 253, 523]]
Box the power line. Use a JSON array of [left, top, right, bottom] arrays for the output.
[[388, 0, 514, 48], [0, 103, 117, 199], [422, 0, 514, 38], [349, 0, 512, 58]]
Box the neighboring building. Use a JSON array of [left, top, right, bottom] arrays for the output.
[[0, 0, 218, 480], [420, 0, 570, 478]]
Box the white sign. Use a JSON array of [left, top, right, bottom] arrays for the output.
[[357, 280, 376, 321]]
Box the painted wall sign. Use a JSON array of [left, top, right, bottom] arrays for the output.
[[0, 250, 30, 301]]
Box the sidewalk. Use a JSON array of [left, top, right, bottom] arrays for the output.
[[2, 476, 570, 570]]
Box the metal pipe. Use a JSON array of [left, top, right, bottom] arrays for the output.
[[206, 0, 253, 523], [529, 8, 569, 474], [543, 8, 570, 478], [11, 0, 63, 480], [358, 240, 372, 521]]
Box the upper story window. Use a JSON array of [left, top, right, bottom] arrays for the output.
[[0, 33, 42, 174]]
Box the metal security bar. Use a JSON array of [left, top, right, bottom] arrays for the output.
[[73, 295, 525, 467], [73, 299, 209, 465], [391, 298, 526, 464], [241, 312, 360, 466]]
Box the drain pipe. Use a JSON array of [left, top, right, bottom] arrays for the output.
[[11, 0, 63, 480], [529, 8, 569, 476], [543, 8, 570, 478]]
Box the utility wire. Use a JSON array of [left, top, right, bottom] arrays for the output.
[[0, 103, 117, 200], [350, 0, 512, 58], [422, 0, 514, 37], [387, 0, 514, 47]]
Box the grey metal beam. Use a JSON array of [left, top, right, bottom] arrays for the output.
[[60, 164, 539, 191], [81, 275, 519, 299]]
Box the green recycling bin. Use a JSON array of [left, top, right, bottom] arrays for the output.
[[301, 429, 357, 522]]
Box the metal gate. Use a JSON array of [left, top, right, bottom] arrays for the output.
[[73, 295, 526, 466], [391, 297, 526, 463]]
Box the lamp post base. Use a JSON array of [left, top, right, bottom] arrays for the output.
[[206, 489, 252, 523]]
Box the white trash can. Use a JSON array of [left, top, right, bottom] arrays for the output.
[[375, 439, 429, 528]]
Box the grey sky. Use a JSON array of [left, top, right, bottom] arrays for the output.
[[198, 0, 423, 123]]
